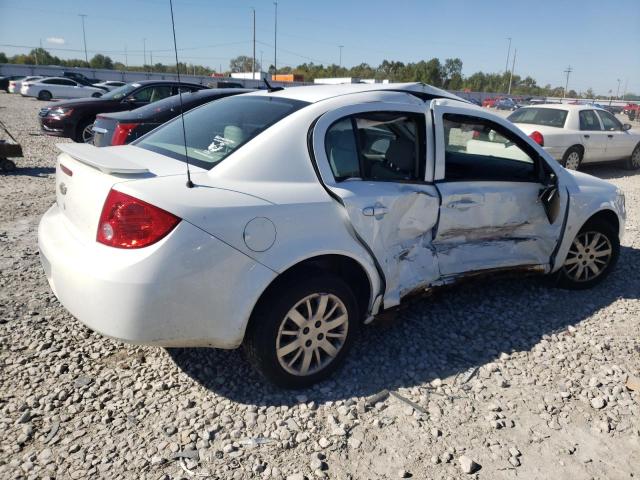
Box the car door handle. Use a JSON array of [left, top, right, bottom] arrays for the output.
[[583, 134, 590, 138], [607, 134, 614, 138], [362, 206, 388, 217], [446, 199, 481, 209]]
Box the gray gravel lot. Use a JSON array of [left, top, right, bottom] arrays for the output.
[[1, 92, 639, 480]]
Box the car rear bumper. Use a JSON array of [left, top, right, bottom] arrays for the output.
[[543, 146, 565, 161], [38, 204, 276, 348]]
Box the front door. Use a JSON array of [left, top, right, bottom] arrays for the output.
[[431, 101, 568, 277], [578, 109, 608, 162], [312, 103, 440, 307], [596, 109, 637, 160]]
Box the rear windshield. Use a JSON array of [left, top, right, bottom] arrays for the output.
[[508, 108, 568, 128], [136, 96, 309, 170]]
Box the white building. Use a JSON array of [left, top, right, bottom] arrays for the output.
[[231, 72, 267, 80]]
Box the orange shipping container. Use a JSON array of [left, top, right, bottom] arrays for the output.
[[271, 74, 304, 82]]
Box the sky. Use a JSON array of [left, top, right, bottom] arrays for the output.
[[0, 0, 639, 95]]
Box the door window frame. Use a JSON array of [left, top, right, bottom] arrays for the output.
[[579, 109, 604, 131], [324, 111, 427, 184], [594, 109, 623, 131]]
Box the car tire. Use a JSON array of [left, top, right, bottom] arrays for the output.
[[244, 272, 360, 388], [91, 92, 102, 98], [625, 143, 640, 170], [562, 146, 583, 170], [1, 158, 16, 172], [554, 219, 619, 290], [38, 90, 52, 101], [75, 119, 95, 143]]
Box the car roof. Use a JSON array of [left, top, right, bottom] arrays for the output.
[[247, 82, 464, 103], [127, 80, 204, 87], [518, 103, 605, 111]]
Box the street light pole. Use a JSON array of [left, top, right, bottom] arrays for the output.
[[504, 37, 512, 74], [339, 45, 343, 67], [143, 38, 147, 67], [273, 1, 278, 75], [79, 14, 88, 65], [616, 78, 621, 99], [252, 8, 256, 79], [508, 48, 517, 95]]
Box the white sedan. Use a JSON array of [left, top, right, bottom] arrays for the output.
[[8, 75, 43, 93], [21, 77, 105, 101], [38, 83, 626, 387], [508, 104, 640, 170], [92, 80, 126, 91]]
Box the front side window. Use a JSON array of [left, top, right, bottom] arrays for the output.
[[443, 113, 536, 182], [131, 86, 173, 103], [136, 96, 308, 170], [324, 112, 424, 182], [596, 110, 622, 131]]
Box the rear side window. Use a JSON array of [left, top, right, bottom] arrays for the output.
[[136, 96, 308, 170], [579, 110, 602, 130], [325, 112, 424, 182], [507, 108, 567, 128]]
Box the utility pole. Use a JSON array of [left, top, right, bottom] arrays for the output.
[[615, 78, 621, 99], [504, 37, 512, 74], [150, 51, 153, 72], [339, 45, 344, 67], [260, 50, 264, 76], [124, 45, 128, 69], [623, 78, 628, 101], [562, 65, 573, 99], [36, 39, 42, 65], [252, 8, 256, 79], [143, 38, 147, 67], [79, 14, 88, 65], [508, 48, 517, 95], [273, 1, 278, 75]]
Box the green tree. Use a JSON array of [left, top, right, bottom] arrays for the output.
[[0, 52, 8, 63], [229, 55, 260, 73], [89, 54, 114, 69]]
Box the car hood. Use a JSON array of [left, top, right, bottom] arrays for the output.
[[565, 169, 617, 195], [43, 97, 118, 109]]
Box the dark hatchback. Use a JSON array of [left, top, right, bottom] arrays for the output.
[[38, 80, 207, 143], [92, 88, 253, 147]]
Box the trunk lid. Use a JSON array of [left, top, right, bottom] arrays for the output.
[[54, 143, 202, 241], [92, 115, 119, 147]]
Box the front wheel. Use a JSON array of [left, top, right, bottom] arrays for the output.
[[625, 144, 640, 170], [555, 219, 619, 290], [38, 90, 52, 101], [244, 273, 359, 388], [76, 120, 95, 143]]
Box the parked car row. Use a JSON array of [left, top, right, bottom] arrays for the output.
[[37, 82, 629, 386]]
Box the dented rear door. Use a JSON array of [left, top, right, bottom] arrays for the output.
[[430, 100, 568, 276], [312, 101, 440, 307]]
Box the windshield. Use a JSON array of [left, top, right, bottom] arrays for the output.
[[99, 83, 140, 100], [136, 95, 309, 170], [508, 107, 568, 128]]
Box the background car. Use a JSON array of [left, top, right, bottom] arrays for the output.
[[508, 104, 640, 170], [8, 76, 43, 93], [38, 80, 207, 143], [482, 97, 499, 108], [63, 71, 103, 86], [92, 80, 127, 91], [39, 83, 625, 387], [495, 97, 520, 110], [21, 77, 105, 101], [0, 75, 26, 92], [92, 88, 253, 147]]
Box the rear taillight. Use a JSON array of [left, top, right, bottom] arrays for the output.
[[97, 189, 180, 249], [529, 130, 544, 146], [111, 122, 139, 146]]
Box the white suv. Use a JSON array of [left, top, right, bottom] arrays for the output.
[[38, 83, 626, 387]]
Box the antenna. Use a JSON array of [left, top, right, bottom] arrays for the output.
[[263, 77, 284, 93], [168, 0, 194, 188]]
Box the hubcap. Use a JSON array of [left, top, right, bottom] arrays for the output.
[[82, 124, 94, 143], [276, 293, 348, 376], [565, 151, 580, 170], [563, 231, 612, 282]]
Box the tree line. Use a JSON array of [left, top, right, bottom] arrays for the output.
[[1, 48, 636, 99]]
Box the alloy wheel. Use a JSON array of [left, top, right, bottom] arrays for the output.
[[632, 147, 640, 168], [565, 151, 581, 170], [563, 231, 612, 282], [276, 293, 348, 376], [82, 124, 95, 144]]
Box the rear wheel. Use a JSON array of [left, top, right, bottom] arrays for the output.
[[625, 143, 640, 170], [555, 219, 619, 289], [562, 146, 583, 170], [1, 158, 16, 172], [38, 90, 52, 101], [244, 273, 359, 388]]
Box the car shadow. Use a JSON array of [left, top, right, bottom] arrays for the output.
[[580, 163, 638, 180], [168, 244, 640, 406], [4, 166, 55, 177]]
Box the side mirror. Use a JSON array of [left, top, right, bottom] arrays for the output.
[[622, 123, 632, 131], [124, 96, 137, 103]]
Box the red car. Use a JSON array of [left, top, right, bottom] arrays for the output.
[[623, 103, 639, 116], [482, 97, 499, 108]]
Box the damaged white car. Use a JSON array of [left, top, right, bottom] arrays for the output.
[[38, 83, 626, 387]]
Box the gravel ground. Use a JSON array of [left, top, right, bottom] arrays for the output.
[[1, 92, 639, 480]]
